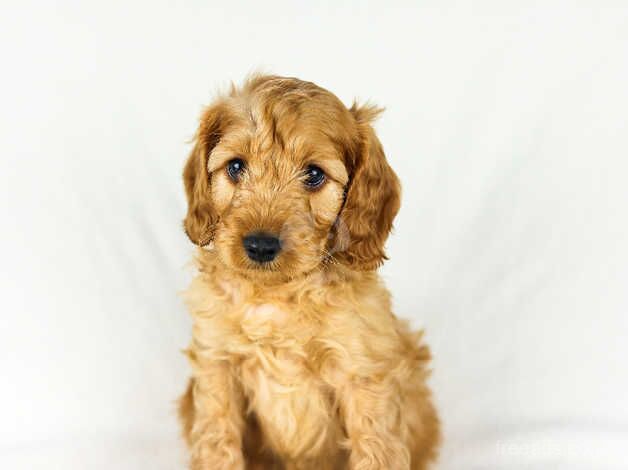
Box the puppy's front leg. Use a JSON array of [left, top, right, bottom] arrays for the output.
[[339, 378, 411, 470], [184, 363, 246, 470]]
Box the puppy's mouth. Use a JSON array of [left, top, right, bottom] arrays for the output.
[[244, 258, 282, 272]]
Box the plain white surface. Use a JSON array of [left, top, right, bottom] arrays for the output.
[[1, 1, 628, 468]]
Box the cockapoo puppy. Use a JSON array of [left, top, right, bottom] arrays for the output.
[[178, 75, 440, 470]]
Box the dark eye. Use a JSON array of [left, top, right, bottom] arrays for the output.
[[303, 165, 325, 189], [226, 158, 245, 182]]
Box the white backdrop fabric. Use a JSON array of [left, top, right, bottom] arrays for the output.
[[1, 2, 627, 469]]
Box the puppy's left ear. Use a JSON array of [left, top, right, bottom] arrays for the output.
[[334, 103, 401, 270], [183, 102, 228, 246]]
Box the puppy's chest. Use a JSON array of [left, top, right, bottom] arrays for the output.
[[238, 343, 336, 456], [231, 303, 336, 453], [235, 303, 327, 405]]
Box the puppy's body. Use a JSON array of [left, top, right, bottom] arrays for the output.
[[179, 76, 439, 469]]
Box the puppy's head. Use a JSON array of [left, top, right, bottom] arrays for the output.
[[183, 75, 400, 280]]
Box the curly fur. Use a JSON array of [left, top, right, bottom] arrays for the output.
[[178, 75, 440, 469]]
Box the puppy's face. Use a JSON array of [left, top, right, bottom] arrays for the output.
[[183, 76, 401, 280], [209, 128, 348, 279]]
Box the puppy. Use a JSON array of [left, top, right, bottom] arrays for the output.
[[178, 75, 440, 470]]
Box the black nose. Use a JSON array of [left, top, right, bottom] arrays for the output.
[[242, 232, 281, 263]]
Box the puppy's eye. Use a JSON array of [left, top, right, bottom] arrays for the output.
[[303, 165, 325, 189], [226, 158, 246, 182]]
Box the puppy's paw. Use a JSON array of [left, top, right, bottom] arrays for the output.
[[190, 449, 245, 470], [349, 446, 411, 470]]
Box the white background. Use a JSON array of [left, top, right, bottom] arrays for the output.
[[1, 1, 627, 469]]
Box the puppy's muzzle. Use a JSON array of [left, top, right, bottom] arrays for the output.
[[242, 232, 281, 263]]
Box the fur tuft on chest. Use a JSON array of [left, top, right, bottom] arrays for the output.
[[238, 347, 339, 460]]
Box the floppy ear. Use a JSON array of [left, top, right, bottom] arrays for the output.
[[182, 103, 227, 246], [334, 103, 401, 270]]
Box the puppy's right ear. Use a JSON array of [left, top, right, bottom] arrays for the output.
[[183, 102, 227, 246]]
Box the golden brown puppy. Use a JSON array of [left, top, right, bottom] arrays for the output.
[[179, 75, 440, 470]]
